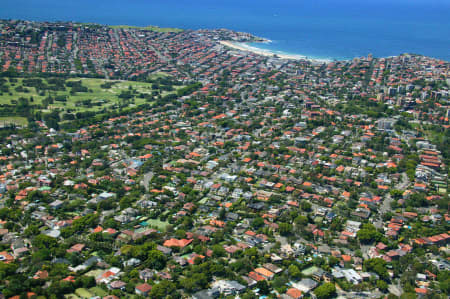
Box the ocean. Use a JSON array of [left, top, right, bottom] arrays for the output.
[[1, 0, 449, 61]]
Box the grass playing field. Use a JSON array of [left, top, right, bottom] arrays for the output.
[[0, 74, 183, 125], [146, 218, 171, 232], [0, 116, 28, 126]]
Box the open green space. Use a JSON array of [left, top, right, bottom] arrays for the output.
[[75, 288, 93, 298], [146, 218, 170, 231], [84, 269, 104, 278], [302, 266, 320, 276], [0, 74, 185, 126], [89, 286, 108, 297], [0, 116, 28, 126], [0, 76, 179, 112]]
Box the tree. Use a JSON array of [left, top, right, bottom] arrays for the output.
[[75, 276, 95, 288], [251, 217, 264, 229], [150, 280, 178, 298], [176, 82, 202, 97], [212, 244, 227, 258], [328, 256, 340, 267], [256, 280, 270, 295], [437, 270, 449, 294], [390, 189, 403, 199], [43, 111, 60, 130], [314, 283, 336, 299], [32, 234, 58, 250], [218, 208, 226, 220], [301, 201, 312, 211], [23, 224, 40, 237], [242, 291, 257, 299], [145, 250, 167, 270], [288, 264, 301, 279], [279, 223, 292, 236], [47, 280, 75, 298], [230, 258, 252, 273], [181, 273, 208, 293], [272, 275, 288, 293], [364, 258, 389, 280], [377, 279, 388, 292], [175, 229, 186, 239], [357, 223, 382, 244], [295, 215, 308, 227], [0, 262, 18, 280]]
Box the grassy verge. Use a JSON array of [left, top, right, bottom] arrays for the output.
[[89, 286, 108, 297], [0, 116, 28, 126], [75, 288, 93, 298]]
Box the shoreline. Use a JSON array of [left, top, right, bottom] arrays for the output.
[[219, 40, 333, 64]]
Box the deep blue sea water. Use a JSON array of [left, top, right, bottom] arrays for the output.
[[1, 0, 449, 61]]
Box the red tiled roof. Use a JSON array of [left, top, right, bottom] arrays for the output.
[[136, 283, 152, 293], [286, 288, 303, 299], [163, 238, 193, 248], [248, 271, 266, 281], [254, 267, 274, 278]]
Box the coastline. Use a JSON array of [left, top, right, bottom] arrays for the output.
[[219, 40, 332, 64]]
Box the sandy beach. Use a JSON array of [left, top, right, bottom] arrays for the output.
[[219, 41, 331, 64]]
